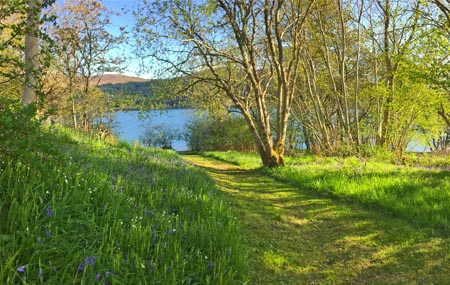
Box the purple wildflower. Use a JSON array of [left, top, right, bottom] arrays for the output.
[[207, 261, 214, 269], [94, 273, 101, 282], [78, 256, 96, 271], [86, 256, 96, 266], [45, 231, 51, 237], [166, 229, 176, 236], [78, 262, 85, 271], [17, 265, 26, 273], [45, 206, 54, 217]]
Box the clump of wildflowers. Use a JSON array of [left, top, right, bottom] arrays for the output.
[[45, 206, 54, 217], [78, 256, 96, 271]]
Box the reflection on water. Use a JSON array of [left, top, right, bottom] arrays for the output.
[[112, 109, 200, 151]]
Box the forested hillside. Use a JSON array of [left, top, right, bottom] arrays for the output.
[[98, 78, 191, 109]]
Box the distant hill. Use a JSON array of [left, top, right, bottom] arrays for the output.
[[91, 74, 150, 85]]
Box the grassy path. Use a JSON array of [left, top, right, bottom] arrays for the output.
[[182, 155, 450, 285]]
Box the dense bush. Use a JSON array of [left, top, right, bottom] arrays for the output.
[[185, 116, 255, 152]]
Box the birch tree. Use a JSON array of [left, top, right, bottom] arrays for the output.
[[22, 0, 43, 105]]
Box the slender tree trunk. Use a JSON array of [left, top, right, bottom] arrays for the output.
[[354, 0, 364, 147], [72, 98, 78, 128], [22, 0, 43, 106]]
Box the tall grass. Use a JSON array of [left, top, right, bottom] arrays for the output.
[[205, 151, 450, 231], [0, 103, 247, 284]]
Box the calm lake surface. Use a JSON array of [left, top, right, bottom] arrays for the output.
[[112, 109, 429, 153], [112, 109, 199, 151]]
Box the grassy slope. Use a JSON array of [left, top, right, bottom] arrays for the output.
[[190, 152, 450, 284], [0, 110, 247, 284]]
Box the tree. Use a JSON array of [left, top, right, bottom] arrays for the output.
[[22, 0, 43, 105], [135, 0, 316, 166], [47, 0, 125, 130], [434, 0, 450, 21], [1, 3, 25, 102]]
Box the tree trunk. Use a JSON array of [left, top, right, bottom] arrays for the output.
[[72, 98, 78, 128], [22, 0, 43, 106]]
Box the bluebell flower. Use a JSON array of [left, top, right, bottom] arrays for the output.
[[78, 256, 96, 271], [166, 229, 176, 236], [207, 261, 214, 269], [94, 273, 101, 282], [78, 262, 85, 271], [17, 265, 26, 273], [86, 256, 96, 266], [46, 206, 54, 217], [46, 231, 51, 237]]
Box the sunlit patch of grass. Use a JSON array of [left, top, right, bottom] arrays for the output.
[[261, 250, 290, 272], [187, 153, 450, 284], [0, 118, 248, 284], [267, 159, 450, 230], [204, 151, 261, 169], [206, 151, 450, 231]]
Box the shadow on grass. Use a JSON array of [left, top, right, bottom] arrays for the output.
[[183, 155, 450, 285]]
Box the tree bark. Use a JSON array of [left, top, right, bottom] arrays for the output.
[[22, 0, 43, 106]]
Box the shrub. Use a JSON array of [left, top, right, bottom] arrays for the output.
[[185, 115, 255, 152], [140, 124, 179, 149]]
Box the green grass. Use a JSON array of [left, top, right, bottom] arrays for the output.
[[0, 103, 248, 284], [204, 151, 450, 231], [203, 151, 260, 169], [187, 153, 450, 284]]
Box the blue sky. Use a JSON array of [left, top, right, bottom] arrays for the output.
[[101, 0, 150, 78]]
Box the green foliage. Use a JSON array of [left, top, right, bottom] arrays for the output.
[[0, 99, 42, 161], [186, 115, 255, 152], [0, 1, 27, 81], [0, 115, 248, 283]]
